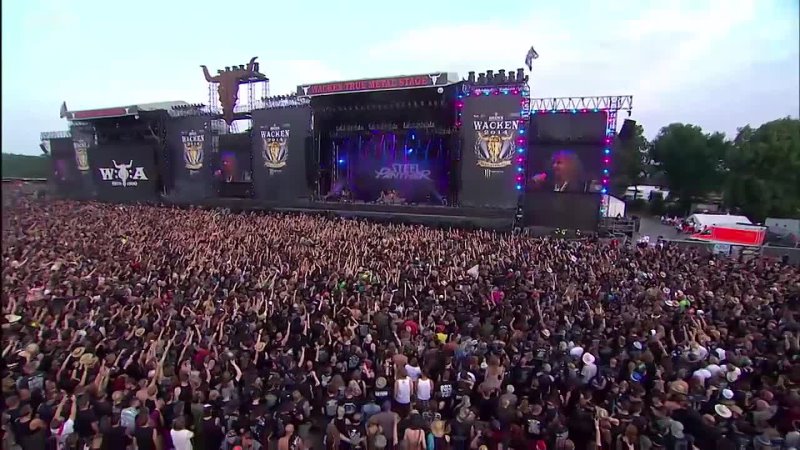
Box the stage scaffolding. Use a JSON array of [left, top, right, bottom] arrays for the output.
[[529, 96, 633, 113]]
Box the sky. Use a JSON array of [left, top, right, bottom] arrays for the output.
[[2, 0, 798, 155]]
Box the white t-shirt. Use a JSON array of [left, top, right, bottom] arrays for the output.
[[405, 364, 422, 381], [53, 419, 74, 450], [171, 429, 194, 450]]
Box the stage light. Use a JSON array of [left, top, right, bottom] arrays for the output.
[[517, 167, 523, 172], [407, 149, 414, 154], [601, 188, 608, 194], [604, 149, 610, 154], [517, 148, 524, 153], [516, 185, 522, 190], [604, 158, 610, 164], [512, 89, 519, 95], [593, 108, 599, 112], [338, 159, 345, 165], [603, 169, 609, 174], [571, 109, 577, 114]]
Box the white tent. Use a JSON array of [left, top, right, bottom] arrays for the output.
[[687, 213, 751, 228]]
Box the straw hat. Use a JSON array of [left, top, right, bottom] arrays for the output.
[[431, 420, 446, 438], [71, 347, 86, 359], [79, 353, 98, 367], [582, 353, 596, 365]]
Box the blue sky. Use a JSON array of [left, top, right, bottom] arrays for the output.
[[2, 0, 798, 154]]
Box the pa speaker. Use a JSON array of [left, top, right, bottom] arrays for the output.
[[618, 119, 637, 141]]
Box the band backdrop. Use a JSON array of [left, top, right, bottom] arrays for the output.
[[69, 124, 97, 198], [251, 106, 311, 201], [459, 95, 522, 208], [166, 115, 212, 202], [351, 155, 447, 204], [88, 142, 159, 202], [49, 137, 82, 198]]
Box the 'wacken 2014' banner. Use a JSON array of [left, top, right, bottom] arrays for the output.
[[166, 116, 212, 201], [251, 106, 311, 201], [459, 95, 523, 208], [68, 124, 98, 199]]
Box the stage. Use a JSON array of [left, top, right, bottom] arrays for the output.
[[163, 197, 515, 229]]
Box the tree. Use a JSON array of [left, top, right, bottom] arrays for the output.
[[649, 123, 729, 213], [610, 122, 649, 197], [1, 153, 51, 178], [723, 118, 800, 220]]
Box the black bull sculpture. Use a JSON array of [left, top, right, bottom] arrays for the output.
[[200, 57, 259, 125]]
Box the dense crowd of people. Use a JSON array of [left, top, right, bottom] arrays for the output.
[[2, 191, 800, 450]]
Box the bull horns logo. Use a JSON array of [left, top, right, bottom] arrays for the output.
[[200, 57, 260, 126]]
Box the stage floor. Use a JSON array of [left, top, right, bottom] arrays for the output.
[[169, 198, 515, 229]]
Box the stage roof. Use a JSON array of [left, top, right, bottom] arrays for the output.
[[64, 101, 189, 121], [296, 72, 459, 97]]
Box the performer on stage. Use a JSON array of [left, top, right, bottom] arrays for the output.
[[529, 150, 596, 193]]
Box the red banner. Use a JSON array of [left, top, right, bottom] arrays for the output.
[[297, 73, 450, 96]]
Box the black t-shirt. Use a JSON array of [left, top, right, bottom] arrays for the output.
[[101, 425, 130, 450], [374, 389, 391, 406], [345, 421, 365, 448], [341, 397, 362, 418], [75, 408, 98, 438]]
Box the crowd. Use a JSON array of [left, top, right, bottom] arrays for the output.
[[2, 192, 800, 450]]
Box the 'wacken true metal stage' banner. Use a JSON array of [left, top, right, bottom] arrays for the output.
[[166, 116, 212, 201], [459, 95, 523, 208], [251, 106, 311, 201]]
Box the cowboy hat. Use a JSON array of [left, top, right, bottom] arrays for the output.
[[71, 347, 86, 359], [665, 300, 678, 307], [582, 353, 596, 365], [4, 314, 21, 324], [541, 329, 551, 338], [134, 327, 145, 338], [715, 404, 732, 419]]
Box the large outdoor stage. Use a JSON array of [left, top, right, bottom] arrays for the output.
[[42, 57, 633, 231]]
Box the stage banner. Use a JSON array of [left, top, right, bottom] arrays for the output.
[[88, 143, 159, 202], [522, 191, 601, 231], [48, 138, 83, 198], [166, 115, 212, 201], [251, 106, 311, 201], [68, 124, 97, 199], [459, 96, 522, 208], [526, 144, 603, 194], [351, 157, 447, 204]]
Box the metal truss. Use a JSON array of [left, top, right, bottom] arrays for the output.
[[40, 130, 71, 140], [530, 96, 633, 112]]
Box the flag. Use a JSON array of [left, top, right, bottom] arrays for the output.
[[59, 101, 68, 118], [525, 46, 539, 70], [467, 264, 480, 279]]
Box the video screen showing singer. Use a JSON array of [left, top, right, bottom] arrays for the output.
[[529, 149, 601, 193]]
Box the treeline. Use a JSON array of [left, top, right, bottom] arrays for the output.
[[1, 153, 51, 179], [611, 117, 800, 220]]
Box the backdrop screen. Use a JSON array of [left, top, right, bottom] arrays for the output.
[[522, 191, 601, 231], [531, 111, 608, 144], [527, 144, 604, 194], [215, 134, 251, 183]]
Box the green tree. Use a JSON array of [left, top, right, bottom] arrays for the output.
[[649, 123, 729, 213], [1, 153, 51, 178], [610, 122, 649, 197], [723, 118, 800, 220]]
